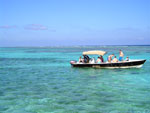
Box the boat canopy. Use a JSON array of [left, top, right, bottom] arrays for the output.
[[83, 50, 107, 56]]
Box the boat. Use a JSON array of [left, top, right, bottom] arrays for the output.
[[70, 50, 146, 68]]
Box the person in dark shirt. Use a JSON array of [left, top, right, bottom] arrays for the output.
[[83, 55, 90, 63], [100, 55, 104, 63]]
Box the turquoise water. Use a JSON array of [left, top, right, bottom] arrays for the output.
[[0, 46, 150, 113]]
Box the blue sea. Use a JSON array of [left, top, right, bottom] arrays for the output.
[[0, 46, 150, 113]]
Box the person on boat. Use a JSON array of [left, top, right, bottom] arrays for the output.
[[83, 55, 90, 63], [100, 55, 104, 63], [78, 56, 83, 63], [96, 56, 104, 63], [112, 56, 118, 62], [119, 50, 124, 61], [108, 54, 114, 62], [96, 57, 101, 63], [90, 57, 96, 63], [126, 57, 129, 61]]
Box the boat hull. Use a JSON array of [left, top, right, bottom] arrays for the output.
[[70, 59, 146, 68]]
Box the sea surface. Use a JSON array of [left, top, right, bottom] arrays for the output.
[[0, 46, 150, 113]]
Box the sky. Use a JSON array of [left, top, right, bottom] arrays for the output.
[[0, 0, 150, 46]]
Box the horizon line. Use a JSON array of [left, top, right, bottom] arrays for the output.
[[0, 44, 150, 48]]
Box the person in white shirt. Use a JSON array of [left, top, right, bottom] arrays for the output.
[[112, 56, 118, 62], [126, 57, 129, 61], [96, 57, 101, 63]]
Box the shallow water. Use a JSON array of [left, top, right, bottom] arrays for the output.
[[0, 46, 150, 113]]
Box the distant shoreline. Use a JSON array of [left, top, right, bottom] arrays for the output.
[[0, 45, 150, 48]]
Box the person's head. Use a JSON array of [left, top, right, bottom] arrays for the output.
[[112, 54, 114, 56], [80, 56, 82, 58], [127, 57, 129, 58], [114, 56, 117, 58]]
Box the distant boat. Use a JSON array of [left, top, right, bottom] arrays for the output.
[[70, 50, 146, 68]]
